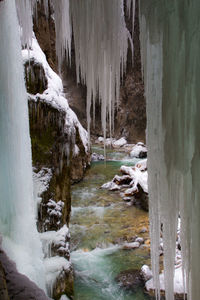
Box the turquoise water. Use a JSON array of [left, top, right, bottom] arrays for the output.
[[70, 147, 151, 300]]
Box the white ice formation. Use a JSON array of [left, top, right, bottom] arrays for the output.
[[0, 0, 45, 290], [140, 1, 200, 299]]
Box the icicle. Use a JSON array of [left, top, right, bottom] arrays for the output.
[[70, 0, 133, 142], [15, 0, 37, 49], [51, 0, 72, 71], [139, 1, 200, 299]]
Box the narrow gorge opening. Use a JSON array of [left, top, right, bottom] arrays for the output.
[[0, 1, 199, 300]]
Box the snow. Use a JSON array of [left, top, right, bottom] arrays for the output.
[[33, 168, 52, 205], [47, 200, 64, 218], [130, 143, 147, 158], [146, 266, 186, 295], [96, 136, 127, 148], [40, 225, 70, 258], [141, 265, 153, 281], [113, 137, 127, 147], [60, 296, 70, 300], [91, 153, 105, 161], [120, 165, 148, 194], [22, 35, 89, 155], [101, 181, 121, 191]]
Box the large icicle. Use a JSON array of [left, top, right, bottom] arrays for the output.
[[69, 0, 133, 141], [139, 1, 200, 299], [0, 0, 45, 290], [15, 0, 37, 48], [51, 0, 72, 71]]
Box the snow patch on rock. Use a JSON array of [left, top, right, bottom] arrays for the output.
[[22, 35, 89, 155]]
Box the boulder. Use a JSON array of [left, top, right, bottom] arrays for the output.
[[115, 269, 144, 291]]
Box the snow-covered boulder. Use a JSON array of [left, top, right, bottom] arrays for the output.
[[130, 142, 147, 158], [102, 159, 149, 211], [91, 152, 105, 161], [101, 181, 121, 191], [113, 137, 127, 147], [141, 265, 152, 282]]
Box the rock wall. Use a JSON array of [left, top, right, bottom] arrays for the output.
[[115, 1, 146, 143]]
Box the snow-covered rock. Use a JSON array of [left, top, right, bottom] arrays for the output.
[[22, 35, 89, 157], [95, 136, 127, 148], [130, 142, 147, 158], [113, 137, 127, 147], [91, 152, 105, 161], [141, 265, 153, 281], [101, 158, 149, 210], [101, 181, 121, 191]]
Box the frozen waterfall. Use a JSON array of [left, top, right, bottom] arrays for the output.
[[0, 0, 45, 290], [140, 1, 200, 299]]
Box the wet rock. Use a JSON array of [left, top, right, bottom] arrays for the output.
[[123, 197, 132, 202], [113, 175, 132, 185], [133, 184, 149, 211], [115, 269, 144, 291], [0, 249, 50, 300], [0, 261, 9, 300]]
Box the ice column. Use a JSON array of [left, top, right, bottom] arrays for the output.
[[139, 1, 200, 299], [0, 0, 45, 290]]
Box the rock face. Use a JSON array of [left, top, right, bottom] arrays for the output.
[[0, 261, 9, 300], [0, 249, 50, 300], [115, 269, 144, 291], [115, 1, 146, 143]]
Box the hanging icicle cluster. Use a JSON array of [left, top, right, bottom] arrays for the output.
[[15, 0, 134, 143], [70, 0, 133, 141], [139, 1, 200, 299], [68, 0, 133, 142]]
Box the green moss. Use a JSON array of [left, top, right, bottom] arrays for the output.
[[30, 126, 55, 166]]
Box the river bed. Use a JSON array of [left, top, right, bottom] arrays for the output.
[[70, 147, 151, 300]]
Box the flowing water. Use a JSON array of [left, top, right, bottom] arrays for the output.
[[70, 147, 151, 300]]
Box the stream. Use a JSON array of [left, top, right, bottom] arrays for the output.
[[70, 147, 152, 300]]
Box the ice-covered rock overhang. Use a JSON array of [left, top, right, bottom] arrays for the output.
[[139, 0, 200, 299]]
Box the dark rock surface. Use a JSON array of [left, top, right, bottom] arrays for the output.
[[115, 1, 146, 143], [0, 249, 50, 300], [115, 269, 144, 291]]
